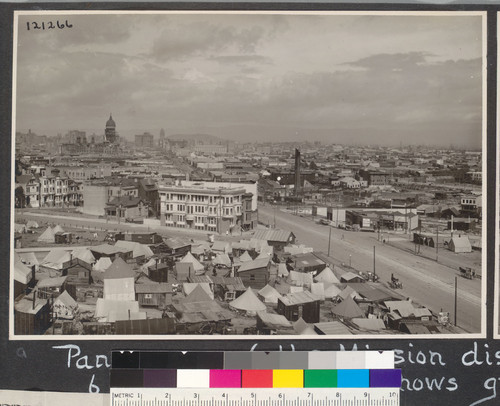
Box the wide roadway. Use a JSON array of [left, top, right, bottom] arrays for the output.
[[258, 205, 482, 333]]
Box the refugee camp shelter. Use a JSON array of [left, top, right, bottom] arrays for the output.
[[229, 287, 266, 313], [277, 291, 320, 323]]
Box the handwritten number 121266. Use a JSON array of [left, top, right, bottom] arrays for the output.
[[26, 20, 73, 31]]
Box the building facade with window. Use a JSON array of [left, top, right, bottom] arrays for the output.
[[159, 183, 253, 234]]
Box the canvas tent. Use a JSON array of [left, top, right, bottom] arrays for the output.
[[229, 287, 266, 313], [331, 296, 365, 319], [183, 283, 214, 300], [26, 220, 39, 229], [103, 257, 135, 280], [14, 223, 27, 233], [314, 267, 340, 284], [93, 257, 112, 272], [37, 227, 55, 243], [213, 253, 231, 268], [258, 284, 283, 304], [94, 299, 144, 322], [293, 317, 318, 335], [181, 285, 214, 303], [19, 252, 39, 270], [311, 283, 325, 301], [115, 240, 154, 259], [14, 253, 33, 285], [180, 252, 204, 273], [324, 283, 342, 299], [52, 225, 65, 234], [53, 290, 78, 319], [41, 249, 71, 270], [71, 248, 96, 264], [448, 236, 472, 253]]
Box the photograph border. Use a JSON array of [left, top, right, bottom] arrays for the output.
[[9, 8, 489, 341]]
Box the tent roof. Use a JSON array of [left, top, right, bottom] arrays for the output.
[[42, 249, 71, 267], [229, 287, 266, 312], [26, 220, 39, 228], [115, 240, 154, 259], [258, 284, 283, 303], [183, 283, 214, 300], [314, 321, 353, 335], [180, 252, 204, 272], [94, 299, 141, 321], [19, 252, 39, 266], [37, 227, 55, 242], [314, 267, 340, 284], [14, 253, 33, 284], [182, 284, 214, 303], [213, 253, 231, 267], [351, 318, 386, 331], [55, 290, 77, 308], [211, 241, 230, 252], [279, 290, 319, 306], [324, 283, 342, 298], [293, 317, 318, 335], [103, 257, 135, 279], [93, 257, 112, 272], [71, 248, 96, 264], [52, 225, 65, 234], [332, 296, 365, 319]]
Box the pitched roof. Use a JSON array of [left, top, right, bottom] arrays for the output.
[[239, 251, 253, 262], [37, 227, 55, 242], [94, 299, 142, 322], [71, 248, 95, 264], [258, 284, 283, 304], [36, 276, 68, 288], [181, 284, 213, 303], [135, 283, 172, 294], [14, 253, 33, 284], [314, 321, 353, 335], [180, 252, 204, 272], [54, 290, 77, 308], [107, 196, 144, 207], [229, 287, 266, 312], [103, 257, 135, 280], [91, 243, 128, 255], [287, 270, 313, 286], [279, 290, 319, 306], [93, 257, 112, 272], [183, 283, 214, 300], [384, 300, 432, 318], [237, 257, 269, 273], [340, 271, 364, 282], [314, 267, 340, 284], [213, 253, 231, 267], [331, 296, 365, 319], [115, 240, 154, 259], [351, 318, 386, 331], [252, 229, 295, 243], [257, 311, 291, 328], [42, 249, 71, 268]]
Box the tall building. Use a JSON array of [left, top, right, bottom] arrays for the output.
[[159, 128, 166, 149], [159, 182, 255, 233], [105, 114, 117, 143], [135, 132, 154, 149]]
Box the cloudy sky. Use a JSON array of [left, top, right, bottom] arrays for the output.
[[15, 12, 483, 147]]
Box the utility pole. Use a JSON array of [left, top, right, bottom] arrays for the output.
[[436, 226, 439, 262], [373, 245, 376, 278], [327, 226, 332, 256], [454, 276, 458, 326]]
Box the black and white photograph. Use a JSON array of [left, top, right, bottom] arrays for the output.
[[11, 11, 486, 338]]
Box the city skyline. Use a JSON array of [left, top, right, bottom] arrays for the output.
[[15, 12, 484, 148]]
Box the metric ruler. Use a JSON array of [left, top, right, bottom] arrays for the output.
[[110, 388, 400, 406]]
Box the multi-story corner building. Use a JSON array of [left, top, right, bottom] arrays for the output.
[[135, 132, 154, 149], [159, 182, 256, 234]]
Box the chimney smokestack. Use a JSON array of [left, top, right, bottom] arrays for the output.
[[294, 148, 301, 196]]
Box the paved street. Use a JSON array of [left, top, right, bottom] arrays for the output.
[[258, 205, 482, 333]]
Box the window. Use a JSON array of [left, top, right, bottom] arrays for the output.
[[144, 294, 153, 299], [250, 274, 255, 281]]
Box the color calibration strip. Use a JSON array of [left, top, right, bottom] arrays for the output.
[[110, 368, 401, 388], [111, 351, 400, 389]]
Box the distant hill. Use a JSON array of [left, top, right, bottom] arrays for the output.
[[167, 133, 226, 144]]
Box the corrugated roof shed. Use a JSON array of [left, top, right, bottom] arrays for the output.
[[280, 290, 319, 306], [313, 321, 353, 335], [252, 229, 295, 243], [237, 257, 269, 273]]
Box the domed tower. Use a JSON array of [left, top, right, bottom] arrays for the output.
[[105, 114, 116, 143]]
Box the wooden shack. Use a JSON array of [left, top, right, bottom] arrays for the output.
[[277, 291, 320, 323], [63, 258, 93, 285], [14, 295, 51, 335], [135, 283, 173, 308], [236, 257, 270, 289], [148, 262, 170, 283]]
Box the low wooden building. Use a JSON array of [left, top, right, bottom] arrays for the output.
[[236, 257, 270, 289], [135, 283, 173, 308], [252, 229, 296, 252], [55, 231, 73, 244], [36, 276, 68, 299], [14, 295, 51, 335], [277, 291, 321, 323], [63, 258, 93, 285], [148, 262, 170, 283], [164, 237, 192, 258]]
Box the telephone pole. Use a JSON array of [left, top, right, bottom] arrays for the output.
[[327, 226, 332, 256]]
